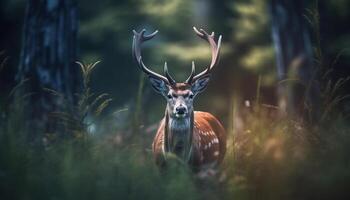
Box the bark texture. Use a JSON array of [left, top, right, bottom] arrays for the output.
[[17, 0, 79, 138]]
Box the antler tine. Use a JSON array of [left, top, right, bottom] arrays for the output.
[[185, 61, 196, 83], [132, 29, 158, 60], [193, 27, 205, 38], [189, 27, 222, 83], [164, 62, 176, 85], [132, 29, 172, 84]]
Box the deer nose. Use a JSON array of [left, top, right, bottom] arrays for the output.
[[176, 106, 187, 115]]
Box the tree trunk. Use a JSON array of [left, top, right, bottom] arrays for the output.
[[17, 0, 79, 140], [270, 0, 320, 122]]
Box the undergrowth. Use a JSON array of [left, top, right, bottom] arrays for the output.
[[1, 32, 350, 200], [0, 60, 200, 200]]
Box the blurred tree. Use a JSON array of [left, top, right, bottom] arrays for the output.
[[229, 0, 276, 102], [269, 0, 320, 122], [17, 0, 80, 139]]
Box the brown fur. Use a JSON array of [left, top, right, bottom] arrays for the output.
[[152, 111, 226, 170]]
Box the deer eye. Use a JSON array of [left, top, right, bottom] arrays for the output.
[[189, 93, 194, 99], [167, 94, 172, 99]]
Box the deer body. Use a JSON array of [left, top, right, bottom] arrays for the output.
[[153, 111, 226, 169], [132, 27, 226, 170]]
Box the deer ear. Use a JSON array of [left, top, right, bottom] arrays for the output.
[[192, 75, 210, 95], [149, 77, 169, 95]]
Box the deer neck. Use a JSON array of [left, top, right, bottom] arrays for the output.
[[163, 110, 194, 162]]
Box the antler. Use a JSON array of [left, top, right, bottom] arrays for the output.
[[186, 27, 222, 84], [132, 29, 176, 85]]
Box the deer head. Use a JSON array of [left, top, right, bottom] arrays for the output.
[[132, 27, 222, 120]]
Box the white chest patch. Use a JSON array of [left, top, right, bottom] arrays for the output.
[[169, 118, 191, 136]]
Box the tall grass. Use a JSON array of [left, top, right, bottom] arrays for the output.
[[223, 84, 350, 200], [0, 60, 202, 200], [2, 83, 349, 200], [305, 2, 350, 123]]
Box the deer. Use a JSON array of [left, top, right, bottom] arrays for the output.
[[132, 27, 226, 173]]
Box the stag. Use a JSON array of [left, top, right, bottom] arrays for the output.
[[132, 27, 226, 172]]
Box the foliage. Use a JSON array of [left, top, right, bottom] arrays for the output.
[[0, 60, 199, 200], [0, 125, 199, 200], [44, 61, 112, 139]]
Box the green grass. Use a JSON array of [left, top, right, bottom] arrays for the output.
[[1, 94, 349, 200], [0, 130, 199, 200]]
